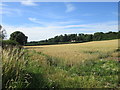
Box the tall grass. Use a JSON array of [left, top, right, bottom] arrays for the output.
[[2, 48, 30, 88], [2, 47, 53, 88]]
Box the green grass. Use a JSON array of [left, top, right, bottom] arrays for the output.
[[2, 40, 120, 88], [2, 47, 120, 89]]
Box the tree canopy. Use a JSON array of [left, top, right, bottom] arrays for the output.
[[0, 25, 6, 39], [26, 31, 120, 46], [10, 31, 28, 45]]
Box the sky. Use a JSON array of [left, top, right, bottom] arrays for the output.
[[0, 1, 118, 41]]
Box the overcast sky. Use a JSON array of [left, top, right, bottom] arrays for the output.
[[1, 1, 118, 41]]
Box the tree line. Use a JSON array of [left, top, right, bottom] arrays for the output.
[[0, 25, 28, 48], [0, 24, 119, 46], [26, 31, 120, 46]]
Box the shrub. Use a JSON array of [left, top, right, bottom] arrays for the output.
[[2, 40, 19, 49]]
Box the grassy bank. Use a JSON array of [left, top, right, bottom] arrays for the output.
[[2, 40, 120, 88]]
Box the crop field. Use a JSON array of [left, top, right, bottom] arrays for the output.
[[25, 39, 119, 65], [3, 39, 120, 88]]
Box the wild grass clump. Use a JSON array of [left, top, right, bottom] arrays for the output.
[[2, 47, 30, 88], [2, 47, 51, 89]]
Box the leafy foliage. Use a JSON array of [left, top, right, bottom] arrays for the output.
[[26, 31, 120, 46], [2, 40, 19, 48], [10, 31, 28, 45], [0, 25, 7, 40]]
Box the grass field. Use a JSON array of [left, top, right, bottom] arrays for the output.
[[3, 39, 120, 88], [25, 39, 119, 66]]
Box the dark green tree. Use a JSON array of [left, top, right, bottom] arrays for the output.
[[0, 25, 7, 39], [63, 34, 68, 42], [84, 34, 93, 42], [59, 35, 64, 42], [54, 36, 60, 42], [93, 32, 104, 41], [10, 31, 28, 45]]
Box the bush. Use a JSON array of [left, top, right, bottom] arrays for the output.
[[2, 40, 19, 49]]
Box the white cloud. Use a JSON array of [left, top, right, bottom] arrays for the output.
[[0, 3, 8, 7], [0, 7, 22, 16], [3, 21, 117, 41], [21, 0, 38, 6], [28, 17, 82, 26], [0, 3, 22, 16], [28, 17, 45, 25], [3, 25, 66, 41], [65, 3, 75, 13]]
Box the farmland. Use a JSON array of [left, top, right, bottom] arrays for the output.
[[2, 39, 120, 88], [2, 2, 119, 88], [25, 39, 119, 66]]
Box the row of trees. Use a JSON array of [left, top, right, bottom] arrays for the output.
[[1, 25, 119, 46], [47, 31, 120, 42], [26, 31, 120, 46]]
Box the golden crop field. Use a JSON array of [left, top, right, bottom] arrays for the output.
[[25, 39, 119, 66]]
